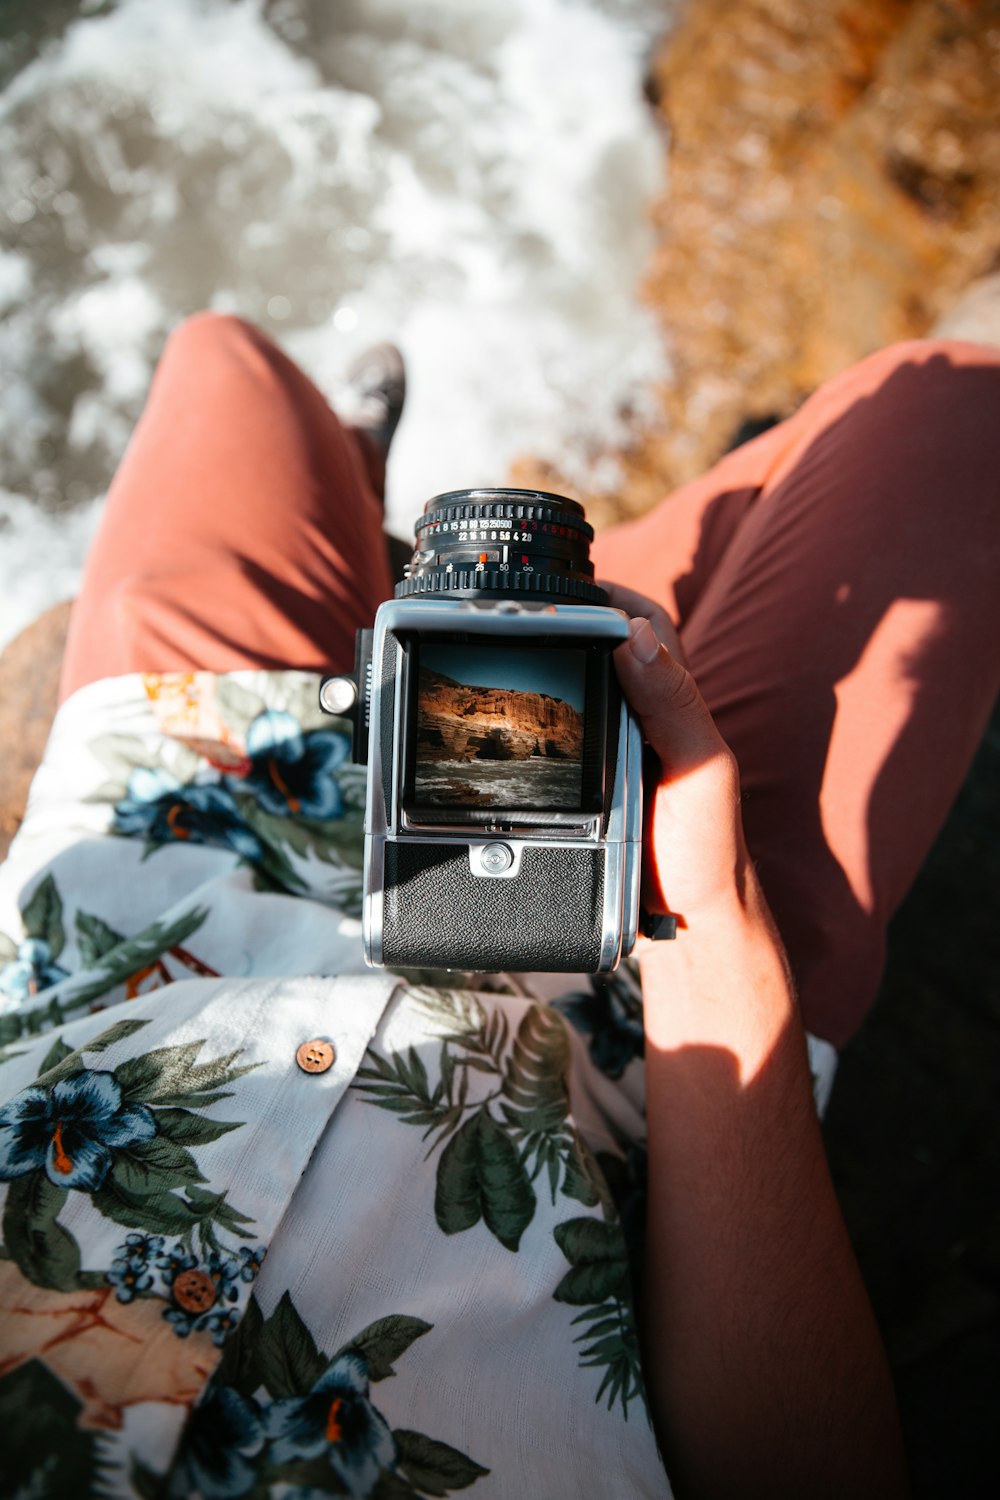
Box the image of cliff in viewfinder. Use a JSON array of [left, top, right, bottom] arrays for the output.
[[414, 645, 585, 810]]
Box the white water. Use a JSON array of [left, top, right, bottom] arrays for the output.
[[415, 758, 584, 811], [0, 0, 672, 648]]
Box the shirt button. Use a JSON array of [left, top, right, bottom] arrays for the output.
[[173, 1269, 218, 1314], [296, 1038, 336, 1074]]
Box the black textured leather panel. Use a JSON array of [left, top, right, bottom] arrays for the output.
[[382, 842, 604, 972]]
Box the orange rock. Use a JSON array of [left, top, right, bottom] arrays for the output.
[[515, 0, 1000, 525], [0, 601, 72, 863], [417, 667, 583, 763]]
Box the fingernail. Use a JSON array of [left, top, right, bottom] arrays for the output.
[[629, 618, 661, 665]]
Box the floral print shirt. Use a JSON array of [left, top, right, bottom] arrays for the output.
[[0, 669, 695, 1500]]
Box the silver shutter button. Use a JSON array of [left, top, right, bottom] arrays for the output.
[[480, 842, 513, 874]]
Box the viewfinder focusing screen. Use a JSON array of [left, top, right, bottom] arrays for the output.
[[412, 644, 587, 811]]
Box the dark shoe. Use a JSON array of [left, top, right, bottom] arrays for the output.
[[344, 342, 406, 456]]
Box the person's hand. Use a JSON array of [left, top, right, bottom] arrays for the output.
[[601, 581, 751, 928], [601, 581, 687, 666]]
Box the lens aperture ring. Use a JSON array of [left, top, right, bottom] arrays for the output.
[[395, 568, 607, 603]]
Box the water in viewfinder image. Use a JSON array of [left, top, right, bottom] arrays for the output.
[[414, 645, 584, 809]]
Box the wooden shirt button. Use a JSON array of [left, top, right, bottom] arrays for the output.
[[296, 1039, 336, 1074], [173, 1269, 218, 1313]]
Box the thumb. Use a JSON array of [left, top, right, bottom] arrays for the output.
[[613, 617, 728, 776]]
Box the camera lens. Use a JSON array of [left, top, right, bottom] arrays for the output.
[[395, 487, 608, 605]]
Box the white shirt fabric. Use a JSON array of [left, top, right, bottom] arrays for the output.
[[0, 670, 678, 1500]]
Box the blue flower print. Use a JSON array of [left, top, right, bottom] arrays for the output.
[[201, 1304, 244, 1346], [107, 1253, 154, 1303], [106, 1232, 166, 1303], [168, 1384, 264, 1500], [205, 1247, 243, 1304], [0, 1070, 156, 1191], [0, 938, 69, 1005], [232, 710, 349, 820], [126, 1231, 166, 1261], [164, 1302, 241, 1347], [236, 1244, 266, 1282], [156, 1241, 198, 1284], [157, 1243, 200, 1332], [113, 767, 263, 860], [158, 1243, 208, 1340], [264, 1350, 396, 1499]]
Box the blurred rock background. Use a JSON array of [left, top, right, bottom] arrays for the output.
[[520, 0, 1000, 519], [2, 0, 999, 1492]]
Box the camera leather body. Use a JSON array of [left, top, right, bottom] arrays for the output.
[[380, 842, 605, 971]]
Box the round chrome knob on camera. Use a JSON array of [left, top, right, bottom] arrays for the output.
[[480, 842, 514, 874], [319, 676, 357, 715]]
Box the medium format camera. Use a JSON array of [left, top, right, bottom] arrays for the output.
[[321, 487, 671, 973]]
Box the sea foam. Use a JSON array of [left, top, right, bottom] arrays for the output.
[[0, 0, 672, 648]]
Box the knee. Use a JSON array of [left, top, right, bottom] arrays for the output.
[[161, 310, 265, 368], [156, 311, 287, 405], [847, 336, 1000, 442], [861, 335, 1000, 392]]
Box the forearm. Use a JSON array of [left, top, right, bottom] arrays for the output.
[[640, 877, 909, 1500], [605, 607, 909, 1495]]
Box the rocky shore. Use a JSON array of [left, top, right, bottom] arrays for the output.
[[416, 669, 583, 766], [515, 0, 1000, 523]]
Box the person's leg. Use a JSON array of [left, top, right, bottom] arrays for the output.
[[594, 339, 1000, 1047], [60, 312, 394, 699]]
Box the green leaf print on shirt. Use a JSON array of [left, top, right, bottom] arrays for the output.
[[0, 907, 212, 1054], [347, 1315, 436, 1382], [434, 1107, 535, 1250], [3, 1171, 85, 1292], [355, 989, 647, 1419], [0, 1357, 112, 1500], [34, 1018, 150, 1087], [391, 1431, 490, 1498], [53, 908, 211, 1015], [20, 873, 66, 961], [0, 876, 71, 1023], [357, 990, 600, 1251], [553, 1217, 645, 1417], [75, 910, 126, 967], [499, 1002, 591, 1206]]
